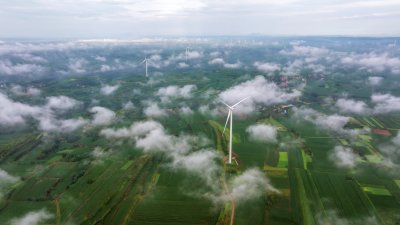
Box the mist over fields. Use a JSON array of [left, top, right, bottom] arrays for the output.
[[0, 37, 400, 225]]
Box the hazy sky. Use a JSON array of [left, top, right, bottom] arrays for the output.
[[1, 0, 400, 38]]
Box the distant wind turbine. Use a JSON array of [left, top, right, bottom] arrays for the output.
[[222, 97, 249, 164], [185, 47, 190, 61], [140, 57, 149, 77]]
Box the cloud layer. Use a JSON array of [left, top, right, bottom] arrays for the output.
[[0, 93, 88, 132], [246, 124, 278, 143], [219, 75, 301, 114]]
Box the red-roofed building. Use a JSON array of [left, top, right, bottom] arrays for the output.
[[373, 129, 391, 136]]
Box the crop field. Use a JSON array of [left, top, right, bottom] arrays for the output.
[[130, 169, 219, 225], [1, 37, 400, 225]]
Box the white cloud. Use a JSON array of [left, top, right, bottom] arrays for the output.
[[38, 116, 87, 132], [209, 51, 221, 57], [280, 45, 330, 57], [254, 62, 280, 73], [0, 169, 19, 185], [169, 50, 203, 62], [198, 104, 220, 117], [179, 106, 194, 115], [371, 93, 400, 114], [100, 84, 120, 95], [100, 65, 111, 72], [293, 107, 368, 136], [209, 58, 241, 69], [317, 210, 380, 225], [178, 62, 189, 68], [89, 106, 116, 126], [281, 60, 304, 76], [341, 53, 400, 74], [171, 149, 220, 187], [101, 120, 208, 155], [156, 84, 197, 103], [10, 85, 41, 96], [0, 168, 19, 200], [335, 98, 370, 114], [68, 58, 87, 74], [100, 120, 278, 204], [334, 94, 400, 115], [223, 61, 241, 69], [46, 96, 80, 111], [378, 132, 400, 167], [101, 119, 220, 193], [229, 169, 278, 202], [95, 56, 106, 62], [368, 76, 383, 86], [0, 93, 87, 132], [0, 93, 42, 126], [246, 124, 278, 143], [9, 209, 53, 225], [185, 50, 203, 59], [122, 101, 135, 110], [143, 101, 167, 118], [13, 53, 47, 63], [330, 146, 357, 168], [91, 146, 111, 160], [101, 120, 163, 139], [0, 60, 45, 76], [219, 75, 301, 114], [209, 58, 225, 65]]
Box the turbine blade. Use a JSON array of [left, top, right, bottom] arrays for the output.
[[140, 59, 146, 64], [232, 96, 250, 108], [221, 101, 231, 108], [222, 110, 231, 135]]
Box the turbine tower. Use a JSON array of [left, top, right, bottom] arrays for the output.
[[140, 57, 149, 77], [222, 97, 249, 164], [185, 47, 189, 61]]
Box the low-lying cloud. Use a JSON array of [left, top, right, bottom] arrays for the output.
[[9, 209, 53, 225], [335, 98, 370, 115], [10, 85, 41, 96], [0, 168, 19, 200], [90, 106, 116, 126], [0, 60, 45, 76], [335, 93, 400, 115], [143, 101, 167, 118], [219, 75, 301, 114], [329, 146, 357, 169], [229, 168, 278, 203], [100, 84, 120, 95], [341, 53, 400, 74], [254, 62, 280, 73], [246, 124, 278, 143], [0, 93, 86, 132], [293, 107, 368, 137], [157, 84, 197, 103], [368, 76, 383, 86]]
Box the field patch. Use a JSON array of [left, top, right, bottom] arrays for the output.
[[362, 185, 392, 196], [277, 152, 288, 168]]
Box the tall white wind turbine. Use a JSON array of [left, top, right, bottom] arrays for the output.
[[222, 97, 249, 164], [140, 57, 149, 77]]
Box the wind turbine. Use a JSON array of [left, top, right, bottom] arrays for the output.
[[185, 47, 190, 61], [222, 97, 249, 164], [140, 57, 149, 77]]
